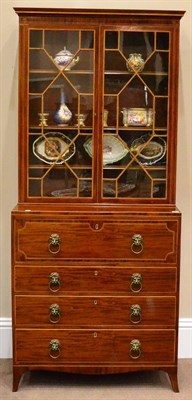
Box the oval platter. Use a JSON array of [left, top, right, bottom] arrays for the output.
[[84, 134, 128, 165], [33, 132, 76, 164], [130, 134, 166, 165]]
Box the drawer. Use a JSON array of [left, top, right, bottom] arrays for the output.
[[15, 295, 176, 327], [14, 218, 179, 263], [15, 329, 176, 364], [14, 266, 177, 294]]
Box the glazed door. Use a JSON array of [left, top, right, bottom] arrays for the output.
[[100, 27, 173, 203], [27, 26, 98, 201], [20, 22, 179, 204]]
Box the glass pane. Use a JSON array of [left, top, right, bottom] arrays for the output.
[[105, 31, 118, 49], [120, 31, 155, 59], [156, 32, 169, 50], [81, 31, 94, 48], [30, 30, 43, 48]]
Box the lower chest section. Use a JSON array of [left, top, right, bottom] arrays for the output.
[[12, 211, 181, 366]]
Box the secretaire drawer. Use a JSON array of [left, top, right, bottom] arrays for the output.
[[14, 266, 177, 294], [13, 218, 179, 263], [15, 295, 176, 327], [15, 329, 176, 364]]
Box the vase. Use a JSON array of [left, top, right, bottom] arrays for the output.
[[54, 88, 72, 125], [126, 53, 145, 72]]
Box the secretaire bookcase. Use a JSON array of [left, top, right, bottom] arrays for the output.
[[12, 8, 184, 391]]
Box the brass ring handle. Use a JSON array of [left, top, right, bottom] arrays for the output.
[[130, 304, 142, 324], [49, 304, 61, 324], [48, 233, 61, 254], [129, 339, 142, 359], [49, 339, 61, 359], [130, 273, 143, 293], [131, 234, 143, 254], [49, 272, 61, 292]]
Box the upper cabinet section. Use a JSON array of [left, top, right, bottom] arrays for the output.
[[15, 8, 184, 204]]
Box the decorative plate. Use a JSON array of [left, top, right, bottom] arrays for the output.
[[33, 132, 76, 164], [84, 135, 128, 165], [103, 181, 136, 195], [51, 181, 92, 197], [130, 134, 166, 165], [51, 181, 136, 197]]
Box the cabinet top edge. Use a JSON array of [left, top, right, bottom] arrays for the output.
[[11, 204, 181, 216], [13, 8, 185, 19]]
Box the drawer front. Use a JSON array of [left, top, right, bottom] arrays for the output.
[[14, 266, 177, 294], [14, 219, 178, 262], [15, 329, 176, 364], [15, 296, 176, 326]]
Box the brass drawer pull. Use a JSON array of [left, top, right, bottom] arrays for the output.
[[130, 273, 142, 292], [49, 272, 61, 292], [131, 234, 143, 254], [130, 304, 142, 324], [129, 339, 142, 359], [48, 233, 61, 254], [49, 339, 61, 359], [49, 304, 61, 324]]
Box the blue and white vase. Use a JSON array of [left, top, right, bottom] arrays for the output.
[[54, 87, 72, 125]]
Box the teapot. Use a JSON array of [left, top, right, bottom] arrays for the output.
[[54, 46, 79, 70]]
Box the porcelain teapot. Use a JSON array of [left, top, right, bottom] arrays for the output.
[[54, 46, 79, 70]]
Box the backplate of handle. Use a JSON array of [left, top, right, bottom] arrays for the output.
[[49, 303, 61, 324], [130, 273, 143, 292], [130, 304, 142, 324], [131, 234, 143, 254], [49, 272, 61, 292], [129, 339, 142, 359], [49, 339, 61, 359], [48, 233, 61, 254]]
